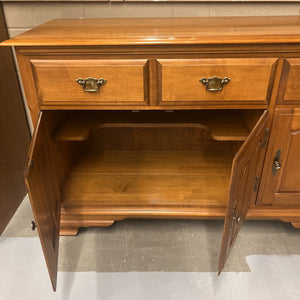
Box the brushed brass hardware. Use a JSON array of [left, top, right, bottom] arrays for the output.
[[31, 221, 37, 231], [76, 77, 107, 92], [199, 76, 231, 92], [272, 149, 282, 176], [274, 160, 281, 170]]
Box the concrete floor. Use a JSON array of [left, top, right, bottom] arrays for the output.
[[1, 196, 300, 299]]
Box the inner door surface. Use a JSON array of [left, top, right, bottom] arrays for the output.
[[25, 111, 61, 291], [218, 110, 269, 273]]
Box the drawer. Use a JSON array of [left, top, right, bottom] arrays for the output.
[[278, 58, 300, 105], [31, 59, 149, 106], [157, 58, 277, 105]]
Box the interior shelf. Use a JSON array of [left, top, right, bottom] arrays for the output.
[[53, 110, 259, 142], [61, 150, 233, 209], [55, 109, 264, 212]]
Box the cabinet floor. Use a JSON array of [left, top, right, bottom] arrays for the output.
[[62, 150, 232, 209]]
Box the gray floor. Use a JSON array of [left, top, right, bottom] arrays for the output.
[[1, 196, 300, 299]]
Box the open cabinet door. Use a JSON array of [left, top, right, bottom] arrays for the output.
[[218, 110, 269, 274], [25, 111, 61, 291]]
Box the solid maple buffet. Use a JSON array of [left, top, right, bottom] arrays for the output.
[[2, 16, 300, 290]]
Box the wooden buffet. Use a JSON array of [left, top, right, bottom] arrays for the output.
[[2, 16, 300, 290]]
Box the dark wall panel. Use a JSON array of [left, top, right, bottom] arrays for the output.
[[0, 3, 30, 234]]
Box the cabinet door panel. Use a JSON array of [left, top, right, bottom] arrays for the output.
[[25, 111, 61, 291], [257, 109, 300, 207], [280, 129, 300, 191], [218, 110, 268, 274], [278, 58, 300, 105]]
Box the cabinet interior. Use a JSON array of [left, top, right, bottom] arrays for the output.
[[45, 109, 264, 211]]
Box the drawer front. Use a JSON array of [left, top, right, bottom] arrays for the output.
[[31, 59, 149, 106], [278, 58, 300, 105], [158, 58, 277, 105]]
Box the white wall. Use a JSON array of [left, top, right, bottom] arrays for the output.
[[4, 2, 300, 38]]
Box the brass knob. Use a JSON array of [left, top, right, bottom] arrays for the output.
[[199, 76, 231, 92], [274, 161, 281, 170], [76, 77, 107, 93], [272, 149, 282, 176]]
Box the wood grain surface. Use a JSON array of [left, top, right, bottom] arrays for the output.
[[158, 58, 276, 104], [280, 58, 300, 104], [53, 110, 260, 142], [25, 112, 61, 291], [257, 108, 300, 207], [218, 110, 268, 274], [31, 59, 149, 105], [3, 16, 300, 46], [7, 16, 300, 288], [62, 150, 232, 208]]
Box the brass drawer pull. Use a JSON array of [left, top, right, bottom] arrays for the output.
[[199, 76, 231, 92], [76, 77, 107, 93]]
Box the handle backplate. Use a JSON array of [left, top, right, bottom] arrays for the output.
[[199, 76, 231, 92], [272, 149, 282, 176], [76, 77, 107, 93]]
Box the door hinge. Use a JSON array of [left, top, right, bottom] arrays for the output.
[[261, 128, 269, 148], [31, 221, 37, 231], [232, 207, 241, 223], [253, 175, 260, 193], [24, 160, 34, 175]]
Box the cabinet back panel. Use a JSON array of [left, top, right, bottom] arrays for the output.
[[85, 127, 243, 152]]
